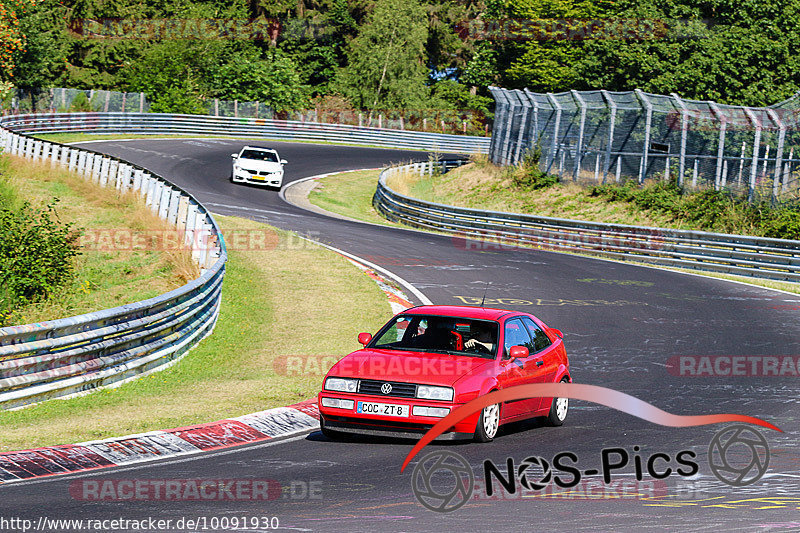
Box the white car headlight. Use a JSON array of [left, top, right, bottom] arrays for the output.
[[324, 377, 358, 393], [416, 385, 454, 401], [412, 406, 450, 417], [321, 398, 354, 410]]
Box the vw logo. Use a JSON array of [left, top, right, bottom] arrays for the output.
[[381, 383, 393, 395]]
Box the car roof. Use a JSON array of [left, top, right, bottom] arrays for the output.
[[241, 146, 277, 152], [402, 305, 517, 321]]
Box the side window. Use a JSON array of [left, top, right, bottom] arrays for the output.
[[521, 317, 552, 353], [503, 318, 534, 357]]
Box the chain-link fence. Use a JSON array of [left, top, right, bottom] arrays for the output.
[[5, 87, 489, 136], [489, 87, 800, 203]]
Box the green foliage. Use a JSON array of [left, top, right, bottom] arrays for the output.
[[510, 147, 559, 190], [0, 198, 81, 319], [589, 180, 800, 239], [336, 0, 430, 111], [68, 91, 92, 112]]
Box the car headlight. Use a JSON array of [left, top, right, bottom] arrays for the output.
[[321, 398, 354, 410], [324, 377, 358, 393], [412, 406, 450, 417], [416, 385, 454, 401]]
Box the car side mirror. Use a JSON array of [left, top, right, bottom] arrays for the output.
[[508, 345, 528, 360], [358, 332, 372, 346], [230, 153, 238, 158], [280, 159, 288, 165], [549, 328, 563, 339]]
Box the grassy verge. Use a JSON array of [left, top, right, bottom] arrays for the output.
[[0, 214, 390, 451], [307, 169, 403, 226], [306, 159, 800, 296], [0, 156, 197, 326]]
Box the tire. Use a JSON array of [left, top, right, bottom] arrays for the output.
[[473, 402, 501, 442], [546, 378, 570, 426], [319, 419, 340, 440]]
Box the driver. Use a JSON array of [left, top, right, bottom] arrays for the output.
[[465, 323, 496, 353]]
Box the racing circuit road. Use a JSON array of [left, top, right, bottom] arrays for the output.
[[2, 138, 800, 532]]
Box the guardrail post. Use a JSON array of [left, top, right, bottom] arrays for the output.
[[92, 154, 103, 183], [571, 90, 587, 181], [185, 203, 199, 252], [601, 90, 617, 184], [158, 184, 171, 219], [766, 108, 786, 202], [546, 93, 562, 175], [671, 93, 688, 187], [145, 175, 157, 208], [68, 148, 77, 170], [177, 196, 189, 233], [743, 107, 762, 203], [708, 102, 727, 191], [635, 89, 652, 184], [99, 157, 111, 186], [133, 169, 143, 192], [167, 189, 181, 224], [49, 143, 59, 168], [77, 151, 87, 175], [33, 140, 42, 162]]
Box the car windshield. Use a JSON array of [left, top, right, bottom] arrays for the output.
[[240, 149, 279, 162], [370, 315, 498, 359]]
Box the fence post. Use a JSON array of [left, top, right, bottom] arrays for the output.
[[234, 100, 238, 118], [487, 87, 507, 164], [601, 90, 617, 184], [546, 93, 562, 175], [671, 93, 688, 188], [743, 107, 762, 203], [215, 99, 219, 116], [121, 93, 126, 113], [139, 92, 144, 113], [635, 89, 652, 184], [708, 102, 727, 191], [766, 108, 785, 202], [512, 90, 530, 165], [571, 90, 587, 181]]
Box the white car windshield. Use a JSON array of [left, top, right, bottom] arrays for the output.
[[371, 315, 498, 358], [240, 150, 279, 162]]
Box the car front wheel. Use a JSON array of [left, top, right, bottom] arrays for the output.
[[474, 402, 500, 442], [546, 378, 570, 426]]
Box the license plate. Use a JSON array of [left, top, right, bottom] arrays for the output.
[[250, 175, 265, 181], [356, 401, 409, 417]]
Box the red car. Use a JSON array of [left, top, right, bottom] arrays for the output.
[[318, 305, 570, 442]]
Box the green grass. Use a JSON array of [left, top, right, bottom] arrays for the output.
[[0, 156, 197, 326], [308, 169, 404, 226], [0, 214, 391, 450]]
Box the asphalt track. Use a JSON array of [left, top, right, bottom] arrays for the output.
[[3, 138, 800, 532]]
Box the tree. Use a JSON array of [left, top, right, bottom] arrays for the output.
[[0, 0, 36, 82], [335, 0, 429, 115]]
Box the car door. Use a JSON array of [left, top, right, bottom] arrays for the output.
[[496, 318, 539, 419], [520, 316, 557, 412]]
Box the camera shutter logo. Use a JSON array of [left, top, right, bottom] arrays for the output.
[[517, 456, 552, 491], [708, 425, 770, 486], [411, 451, 473, 512], [381, 383, 392, 395]]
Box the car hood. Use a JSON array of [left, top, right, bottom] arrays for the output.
[[237, 159, 282, 172], [328, 348, 494, 387]]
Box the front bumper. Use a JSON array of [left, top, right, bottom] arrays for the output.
[[232, 171, 283, 187], [318, 392, 478, 438]]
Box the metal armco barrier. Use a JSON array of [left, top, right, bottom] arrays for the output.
[[374, 161, 800, 283], [1, 112, 490, 154], [0, 118, 227, 409]]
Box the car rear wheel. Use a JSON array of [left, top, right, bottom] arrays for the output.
[[546, 378, 570, 426], [474, 402, 500, 442]]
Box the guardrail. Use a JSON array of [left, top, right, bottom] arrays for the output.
[[374, 161, 800, 283], [0, 120, 227, 409], [1, 112, 490, 154]]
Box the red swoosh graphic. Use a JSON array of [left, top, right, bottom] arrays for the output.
[[400, 383, 781, 472]]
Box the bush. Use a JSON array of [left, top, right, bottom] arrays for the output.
[[68, 92, 93, 112], [0, 200, 81, 319], [511, 148, 559, 190]]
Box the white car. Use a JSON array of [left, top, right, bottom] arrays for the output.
[[230, 146, 287, 188]]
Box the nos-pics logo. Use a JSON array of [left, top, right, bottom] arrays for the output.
[[411, 425, 770, 512]]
